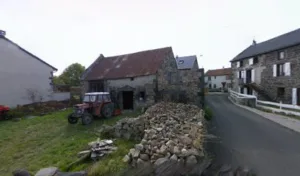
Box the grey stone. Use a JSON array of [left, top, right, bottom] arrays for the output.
[[141, 139, 147, 145], [137, 158, 145, 166], [156, 127, 163, 132], [135, 144, 144, 151], [173, 146, 180, 155], [122, 155, 131, 163], [159, 145, 168, 154], [170, 154, 178, 161], [35, 167, 58, 176], [154, 158, 169, 167], [140, 154, 150, 161], [151, 134, 157, 139], [186, 155, 197, 165], [166, 140, 175, 147], [129, 148, 140, 158]]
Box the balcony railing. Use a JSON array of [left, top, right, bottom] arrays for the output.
[[238, 78, 252, 85]]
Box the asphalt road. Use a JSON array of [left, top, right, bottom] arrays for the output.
[[206, 93, 300, 176]]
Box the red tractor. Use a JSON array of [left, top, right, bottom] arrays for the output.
[[0, 105, 10, 120], [68, 92, 121, 125]]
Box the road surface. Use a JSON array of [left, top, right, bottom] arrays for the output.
[[206, 93, 300, 176]]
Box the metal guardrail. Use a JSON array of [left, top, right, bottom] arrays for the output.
[[229, 89, 300, 116]]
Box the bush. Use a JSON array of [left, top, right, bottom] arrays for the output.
[[204, 106, 213, 121], [7, 108, 25, 119]]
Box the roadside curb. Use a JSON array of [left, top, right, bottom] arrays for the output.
[[228, 96, 300, 134]]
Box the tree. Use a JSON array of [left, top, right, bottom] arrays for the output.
[[52, 76, 65, 85], [59, 63, 85, 86]]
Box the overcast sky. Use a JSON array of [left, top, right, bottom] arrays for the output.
[[1, 0, 299, 74]]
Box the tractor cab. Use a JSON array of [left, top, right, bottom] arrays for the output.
[[68, 92, 121, 125]]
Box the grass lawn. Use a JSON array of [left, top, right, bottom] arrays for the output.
[[0, 109, 140, 176]]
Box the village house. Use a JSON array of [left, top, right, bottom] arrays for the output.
[[0, 30, 57, 107], [81, 47, 204, 110], [230, 28, 300, 105], [205, 68, 232, 91]]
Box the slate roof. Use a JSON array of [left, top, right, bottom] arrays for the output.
[[231, 28, 300, 62], [176, 55, 197, 70], [206, 68, 232, 76], [0, 35, 57, 70], [84, 47, 173, 80]]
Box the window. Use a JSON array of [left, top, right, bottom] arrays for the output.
[[214, 76, 216, 79], [277, 63, 285, 76], [273, 62, 291, 77], [278, 51, 285, 59], [239, 71, 242, 78], [208, 76, 211, 81], [240, 60, 244, 67], [139, 92, 145, 101], [277, 87, 285, 98], [253, 56, 259, 64], [130, 77, 134, 81], [213, 84, 216, 88], [209, 84, 212, 88]]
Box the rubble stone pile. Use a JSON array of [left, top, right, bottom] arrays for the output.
[[78, 139, 117, 161], [122, 102, 205, 167]]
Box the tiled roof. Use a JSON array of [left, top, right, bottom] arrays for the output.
[[231, 28, 300, 62], [176, 55, 197, 70], [84, 47, 173, 80], [205, 68, 232, 76]]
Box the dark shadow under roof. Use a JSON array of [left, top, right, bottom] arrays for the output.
[[231, 28, 300, 62]]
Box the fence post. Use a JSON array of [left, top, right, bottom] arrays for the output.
[[280, 101, 282, 110]]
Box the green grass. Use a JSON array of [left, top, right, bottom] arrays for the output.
[[0, 109, 140, 176]]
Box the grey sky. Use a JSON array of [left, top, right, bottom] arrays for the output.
[[1, 0, 299, 74]]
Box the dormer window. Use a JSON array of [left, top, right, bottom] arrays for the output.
[[179, 60, 184, 64]]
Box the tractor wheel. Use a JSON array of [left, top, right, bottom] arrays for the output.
[[68, 113, 78, 124], [82, 113, 93, 125], [101, 103, 114, 118]]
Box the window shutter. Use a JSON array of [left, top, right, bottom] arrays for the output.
[[242, 70, 246, 83], [237, 62, 240, 68], [273, 64, 277, 77], [251, 69, 255, 82], [244, 87, 248, 95], [237, 71, 240, 78], [284, 62, 291, 76], [249, 58, 253, 65], [292, 88, 297, 105]]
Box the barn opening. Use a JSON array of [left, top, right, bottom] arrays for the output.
[[122, 91, 134, 109]]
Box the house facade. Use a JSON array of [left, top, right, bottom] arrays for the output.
[[205, 68, 232, 90], [0, 31, 57, 107], [231, 28, 300, 105], [81, 48, 204, 110]]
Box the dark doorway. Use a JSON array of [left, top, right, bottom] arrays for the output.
[[247, 87, 253, 95], [122, 91, 134, 109], [297, 88, 300, 105]]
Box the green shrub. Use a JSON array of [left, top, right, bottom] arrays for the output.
[[204, 106, 213, 121], [7, 108, 25, 119]]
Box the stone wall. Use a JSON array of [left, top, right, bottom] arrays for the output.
[[156, 51, 203, 106], [260, 45, 300, 104], [231, 44, 300, 104]]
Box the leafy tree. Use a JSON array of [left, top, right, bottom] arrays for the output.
[[52, 76, 65, 85], [57, 63, 85, 86]]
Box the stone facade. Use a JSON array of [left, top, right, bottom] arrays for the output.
[[82, 48, 204, 110], [156, 53, 203, 106], [232, 44, 300, 104]]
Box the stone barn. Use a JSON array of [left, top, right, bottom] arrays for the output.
[[81, 47, 204, 110]]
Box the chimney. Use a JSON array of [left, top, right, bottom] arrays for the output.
[[0, 30, 6, 36], [252, 39, 256, 45]]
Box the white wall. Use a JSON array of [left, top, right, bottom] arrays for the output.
[[0, 38, 55, 107], [205, 75, 231, 89]]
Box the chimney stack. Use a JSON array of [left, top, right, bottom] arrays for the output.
[[0, 30, 6, 36], [252, 39, 256, 45]]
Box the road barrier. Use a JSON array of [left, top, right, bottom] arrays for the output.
[[229, 89, 300, 116]]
